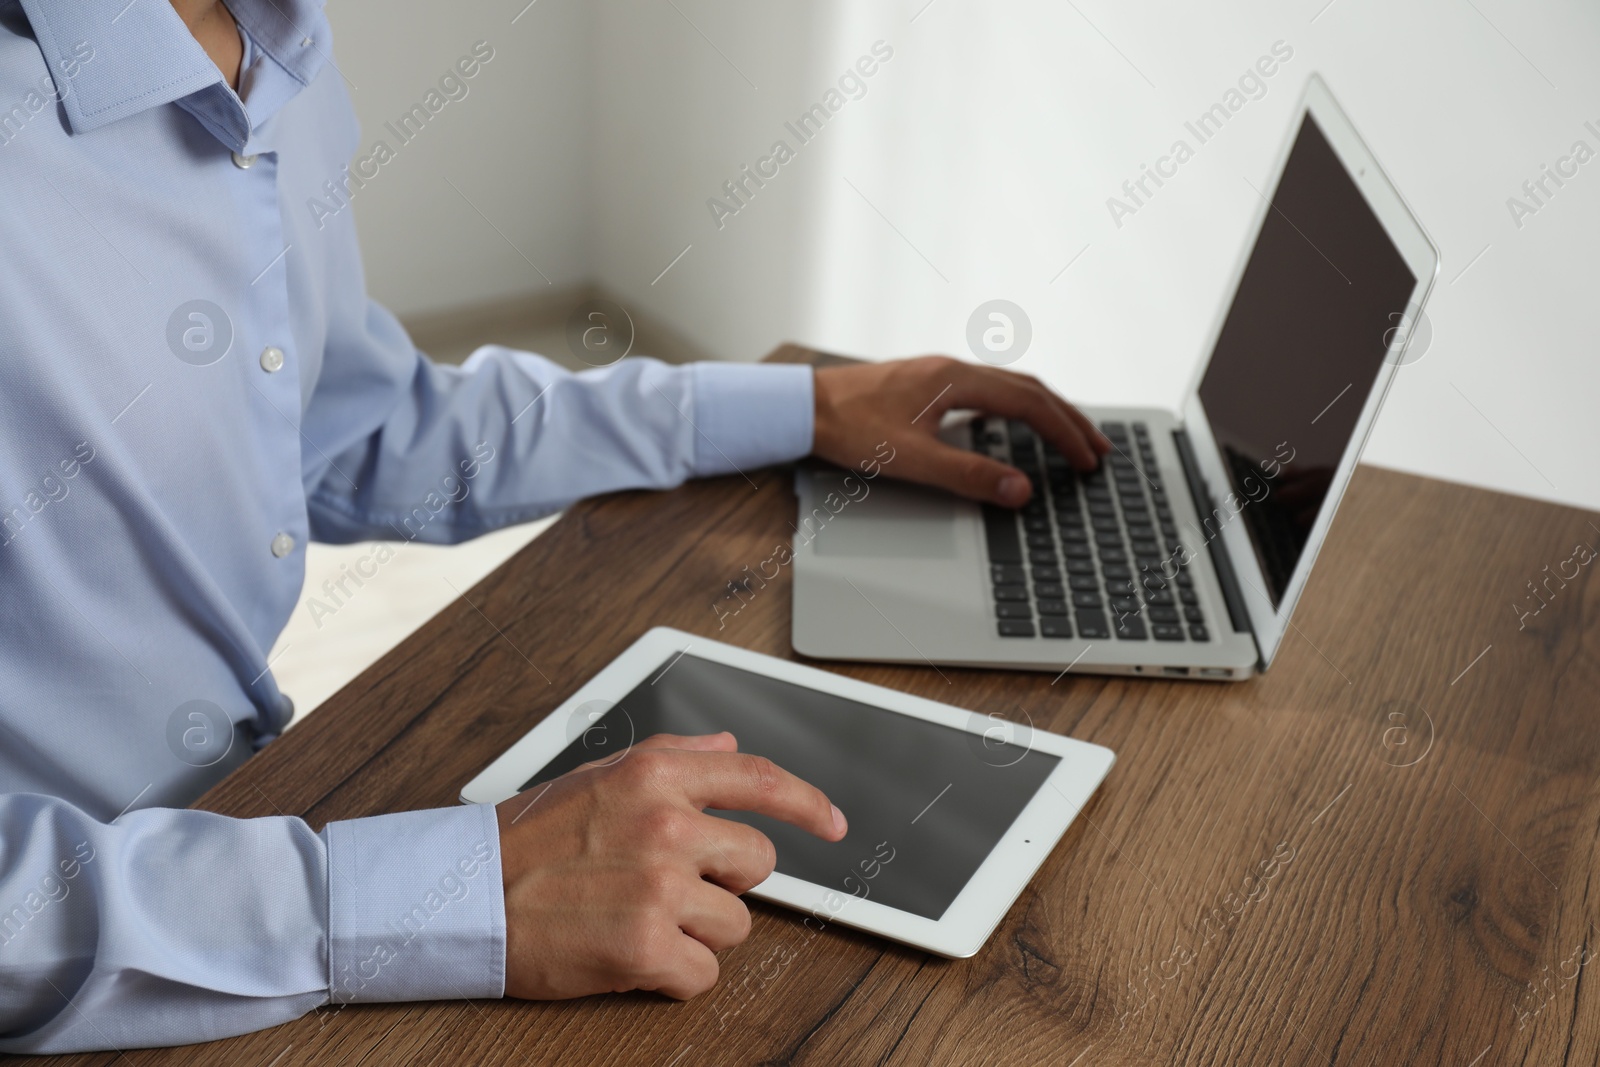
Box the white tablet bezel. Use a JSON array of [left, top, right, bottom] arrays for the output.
[[461, 627, 1115, 959], [1179, 74, 1441, 669]]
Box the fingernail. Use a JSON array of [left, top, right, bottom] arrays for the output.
[[831, 804, 847, 836], [999, 472, 1029, 505]]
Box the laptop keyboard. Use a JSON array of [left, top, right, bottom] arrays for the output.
[[975, 418, 1210, 643]]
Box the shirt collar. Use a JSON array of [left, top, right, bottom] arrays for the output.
[[17, 0, 330, 137]]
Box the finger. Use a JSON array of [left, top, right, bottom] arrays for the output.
[[994, 372, 1103, 470], [663, 752, 847, 843], [974, 365, 1111, 463], [1054, 395, 1114, 456], [687, 816, 778, 894], [577, 730, 737, 773], [946, 364, 1102, 470], [648, 933, 721, 1000], [678, 880, 754, 953], [1020, 377, 1107, 456], [886, 434, 1034, 507], [626, 732, 739, 755]]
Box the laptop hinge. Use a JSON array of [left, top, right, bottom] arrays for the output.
[[1172, 428, 1255, 644]]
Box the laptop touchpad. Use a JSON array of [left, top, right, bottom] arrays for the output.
[[807, 475, 958, 558]]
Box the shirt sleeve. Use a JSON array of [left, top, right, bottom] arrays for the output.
[[0, 794, 503, 1054], [305, 299, 815, 546]]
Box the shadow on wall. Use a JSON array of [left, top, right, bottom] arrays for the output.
[[400, 284, 712, 369]]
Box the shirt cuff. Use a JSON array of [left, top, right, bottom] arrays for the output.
[[322, 803, 505, 1003], [688, 362, 814, 477]]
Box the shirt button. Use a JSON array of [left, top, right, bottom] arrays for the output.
[[259, 346, 285, 373], [232, 151, 257, 169], [270, 532, 295, 558]]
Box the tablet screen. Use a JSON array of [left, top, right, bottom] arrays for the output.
[[519, 654, 1061, 920]]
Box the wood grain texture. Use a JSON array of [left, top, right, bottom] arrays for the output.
[[28, 345, 1600, 1066]]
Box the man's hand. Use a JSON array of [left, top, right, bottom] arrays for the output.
[[496, 731, 846, 1001], [812, 356, 1111, 508]]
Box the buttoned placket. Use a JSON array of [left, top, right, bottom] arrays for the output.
[[205, 55, 312, 733]]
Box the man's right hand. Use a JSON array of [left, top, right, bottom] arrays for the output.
[[495, 731, 847, 1000]]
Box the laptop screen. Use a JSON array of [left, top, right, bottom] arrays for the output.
[[1197, 113, 1416, 606]]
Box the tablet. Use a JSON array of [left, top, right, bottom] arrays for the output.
[[460, 627, 1115, 958]]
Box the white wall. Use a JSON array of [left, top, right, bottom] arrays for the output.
[[588, 0, 1600, 512], [326, 0, 592, 315], [336, 0, 1600, 512]]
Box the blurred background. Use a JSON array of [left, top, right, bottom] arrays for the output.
[[272, 0, 1600, 718]]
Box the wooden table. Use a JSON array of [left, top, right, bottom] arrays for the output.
[[41, 346, 1600, 1066]]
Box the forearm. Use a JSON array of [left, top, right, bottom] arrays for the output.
[[0, 794, 502, 1053], [307, 344, 814, 545]]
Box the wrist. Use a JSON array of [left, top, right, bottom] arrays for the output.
[[811, 366, 845, 463]]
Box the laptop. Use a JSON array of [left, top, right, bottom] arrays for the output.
[[791, 76, 1439, 680]]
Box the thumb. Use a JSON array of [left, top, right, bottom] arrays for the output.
[[893, 437, 1033, 507]]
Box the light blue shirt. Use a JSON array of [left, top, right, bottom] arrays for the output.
[[0, 0, 813, 1052]]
